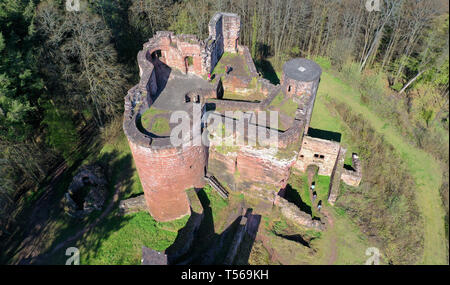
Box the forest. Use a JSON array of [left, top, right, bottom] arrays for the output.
[[0, 0, 448, 264]]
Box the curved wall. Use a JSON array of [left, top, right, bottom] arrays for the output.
[[124, 34, 209, 222], [128, 141, 207, 222]]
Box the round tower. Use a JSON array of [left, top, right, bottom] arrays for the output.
[[281, 58, 322, 134], [124, 36, 210, 222]]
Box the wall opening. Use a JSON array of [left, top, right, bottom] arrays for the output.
[[151, 50, 162, 60], [185, 56, 194, 73], [288, 85, 291, 92]]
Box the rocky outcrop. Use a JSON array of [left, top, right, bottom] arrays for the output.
[[63, 165, 107, 218]]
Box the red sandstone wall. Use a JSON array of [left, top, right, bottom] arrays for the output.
[[294, 136, 340, 176], [222, 14, 240, 53], [281, 74, 315, 100], [236, 151, 291, 190], [146, 34, 205, 76], [222, 75, 250, 92], [128, 139, 207, 222], [207, 147, 293, 195]]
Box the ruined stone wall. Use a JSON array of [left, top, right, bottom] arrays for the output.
[[274, 195, 324, 230], [124, 35, 210, 222], [341, 153, 362, 186], [207, 150, 237, 190], [205, 12, 240, 74], [128, 141, 207, 222], [222, 13, 240, 53], [239, 45, 259, 76], [328, 146, 346, 205], [207, 146, 295, 196], [204, 84, 305, 196], [205, 112, 297, 195], [294, 135, 341, 176], [236, 149, 293, 190], [207, 13, 224, 73], [141, 31, 205, 76]]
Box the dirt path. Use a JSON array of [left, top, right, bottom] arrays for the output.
[[321, 208, 337, 265], [306, 166, 337, 264]]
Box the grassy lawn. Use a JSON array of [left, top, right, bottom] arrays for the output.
[[150, 117, 170, 135], [141, 107, 167, 127], [269, 91, 298, 118], [77, 211, 189, 265], [140, 106, 170, 135], [212, 52, 250, 78], [315, 70, 447, 264]]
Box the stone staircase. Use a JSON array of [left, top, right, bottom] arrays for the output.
[[205, 175, 229, 199]]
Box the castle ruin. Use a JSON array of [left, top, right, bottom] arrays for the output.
[[123, 12, 362, 223]]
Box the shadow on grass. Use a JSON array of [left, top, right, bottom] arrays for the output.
[[170, 191, 260, 265], [28, 149, 136, 265], [284, 184, 313, 216], [274, 233, 311, 248], [307, 127, 342, 143], [255, 59, 280, 85]]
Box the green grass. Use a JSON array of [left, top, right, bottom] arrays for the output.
[[79, 211, 189, 265], [222, 90, 265, 101], [316, 71, 447, 264], [141, 107, 167, 127], [269, 91, 284, 107], [40, 132, 189, 265], [150, 117, 170, 135], [278, 97, 298, 118], [309, 92, 354, 163], [202, 184, 228, 222], [286, 173, 331, 219], [212, 52, 250, 77]]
